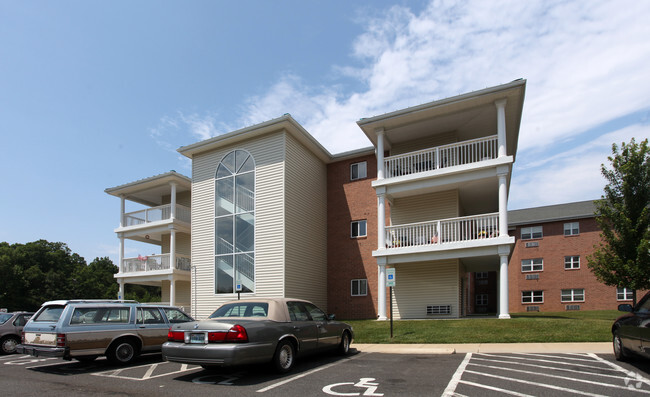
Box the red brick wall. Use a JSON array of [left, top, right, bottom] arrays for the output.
[[326, 153, 381, 319], [508, 217, 638, 312]]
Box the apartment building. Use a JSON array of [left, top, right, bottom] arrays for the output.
[[106, 80, 527, 319]]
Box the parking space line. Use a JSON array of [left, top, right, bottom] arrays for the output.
[[589, 353, 650, 388], [256, 353, 367, 393], [458, 379, 534, 397], [463, 369, 609, 397], [471, 356, 625, 380], [475, 353, 609, 370], [92, 363, 199, 381], [469, 362, 650, 394], [442, 352, 472, 397]]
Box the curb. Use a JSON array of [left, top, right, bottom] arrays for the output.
[[353, 342, 612, 355]]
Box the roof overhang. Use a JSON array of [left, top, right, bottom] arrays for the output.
[[104, 171, 191, 206]]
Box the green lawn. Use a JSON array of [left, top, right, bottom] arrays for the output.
[[346, 310, 620, 344]]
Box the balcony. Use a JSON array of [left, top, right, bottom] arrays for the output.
[[384, 135, 498, 179], [385, 213, 500, 249], [122, 204, 190, 227], [120, 253, 191, 274]]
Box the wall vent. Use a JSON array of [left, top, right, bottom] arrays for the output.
[[525, 242, 539, 248], [526, 306, 540, 312], [525, 274, 540, 280], [426, 305, 451, 315], [566, 305, 581, 311]]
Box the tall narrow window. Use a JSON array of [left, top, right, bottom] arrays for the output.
[[215, 150, 255, 294]]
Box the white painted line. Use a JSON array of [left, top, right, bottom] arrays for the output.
[[470, 356, 626, 380], [441, 352, 472, 397], [510, 352, 604, 362], [458, 379, 534, 397], [475, 353, 613, 370], [142, 363, 158, 379], [468, 363, 650, 394], [463, 369, 609, 397], [589, 353, 650, 387], [91, 364, 200, 381], [256, 353, 365, 393]]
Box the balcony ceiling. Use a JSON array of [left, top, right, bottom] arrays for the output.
[[105, 171, 191, 207], [358, 79, 526, 159]]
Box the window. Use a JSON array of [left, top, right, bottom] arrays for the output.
[[522, 290, 543, 303], [475, 272, 488, 279], [215, 150, 255, 294], [521, 226, 543, 240], [617, 287, 634, 301], [564, 256, 580, 270], [209, 302, 269, 318], [521, 258, 543, 272], [162, 308, 194, 323], [71, 307, 130, 325], [564, 222, 580, 236], [561, 289, 585, 302], [351, 220, 367, 238], [476, 294, 488, 306], [350, 161, 367, 180], [351, 279, 368, 296]]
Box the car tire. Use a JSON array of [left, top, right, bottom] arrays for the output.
[[107, 339, 139, 365], [0, 335, 20, 355], [613, 331, 630, 361], [337, 331, 351, 355], [272, 340, 295, 373]]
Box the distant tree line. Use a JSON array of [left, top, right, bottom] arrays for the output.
[[0, 240, 160, 312]]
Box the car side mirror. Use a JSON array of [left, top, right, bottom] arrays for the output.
[[328, 314, 336, 321], [618, 304, 633, 312]]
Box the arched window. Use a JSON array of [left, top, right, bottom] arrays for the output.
[[215, 150, 255, 294]]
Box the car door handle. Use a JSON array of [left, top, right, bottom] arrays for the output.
[[293, 326, 301, 331]]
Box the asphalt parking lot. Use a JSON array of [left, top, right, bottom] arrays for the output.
[[2, 349, 650, 396]]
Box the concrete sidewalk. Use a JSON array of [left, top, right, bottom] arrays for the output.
[[353, 342, 611, 355]]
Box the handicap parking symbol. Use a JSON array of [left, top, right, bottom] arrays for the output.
[[322, 377, 383, 396]]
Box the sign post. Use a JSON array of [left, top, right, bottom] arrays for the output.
[[386, 268, 396, 339], [236, 282, 242, 300]]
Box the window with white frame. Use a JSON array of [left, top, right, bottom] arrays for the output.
[[350, 161, 367, 181], [521, 258, 543, 272], [617, 287, 634, 300], [564, 256, 580, 270], [521, 226, 543, 240], [214, 150, 255, 294], [561, 288, 585, 302], [564, 222, 580, 236], [476, 294, 488, 306], [522, 290, 544, 303], [351, 220, 367, 238], [351, 279, 367, 296]]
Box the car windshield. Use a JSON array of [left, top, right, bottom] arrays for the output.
[[0, 313, 12, 324], [162, 308, 194, 323], [33, 305, 65, 322], [209, 302, 269, 318]]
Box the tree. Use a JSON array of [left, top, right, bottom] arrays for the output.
[[588, 138, 650, 306]]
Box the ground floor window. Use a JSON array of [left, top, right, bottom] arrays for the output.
[[561, 288, 584, 302], [617, 287, 634, 300], [476, 294, 488, 306], [522, 290, 543, 303], [351, 279, 367, 296]]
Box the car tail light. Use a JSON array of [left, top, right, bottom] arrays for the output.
[[56, 333, 66, 347], [168, 328, 185, 342], [226, 325, 248, 342], [207, 332, 227, 342]]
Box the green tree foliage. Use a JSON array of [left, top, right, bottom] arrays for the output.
[[588, 138, 650, 305], [0, 240, 120, 311]]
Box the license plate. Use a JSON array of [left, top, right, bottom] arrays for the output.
[[24, 332, 56, 346], [189, 333, 205, 344]]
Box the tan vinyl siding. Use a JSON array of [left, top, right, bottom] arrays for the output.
[[391, 190, 459, 225], [161, 232, 190, 256], [391, 131, 457, 156], [284, 133, 328, 309], [162, 191, 191, 207], [189, 132, 286, 319], [391, 259, 460, 319]]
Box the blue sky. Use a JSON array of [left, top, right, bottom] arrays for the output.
[[1, 0, 649, 264]]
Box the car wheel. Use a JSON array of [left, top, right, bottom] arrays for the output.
[[0, 336, 20, 355], [108, 339, 138, 365], [337, 331, 351, 355], [613, 332, 630, 361], [272, 340, 295, 373]]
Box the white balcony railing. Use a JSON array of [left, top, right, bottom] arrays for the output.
[[122, 204, 191, 227], [384, 135, 498, 178], [121, 253, 191, 273], [385, 213, 500, 249]]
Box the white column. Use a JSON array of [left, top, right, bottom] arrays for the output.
[[376, 128, 385, 180], [169, 278, 176, 307], [377, 263, 387, 320], [497, 167, 509, 237], [498, 249, 510, 319], [118, 234, 124, 274], [119, 195, 125, 228], [170, 182, 177, 220], [170, 228, 176, 271], [377, 191, 386, 250], [495, 99, 507, 157]]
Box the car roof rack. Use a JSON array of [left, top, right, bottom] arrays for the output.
[[42, 299, 140, 305]]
